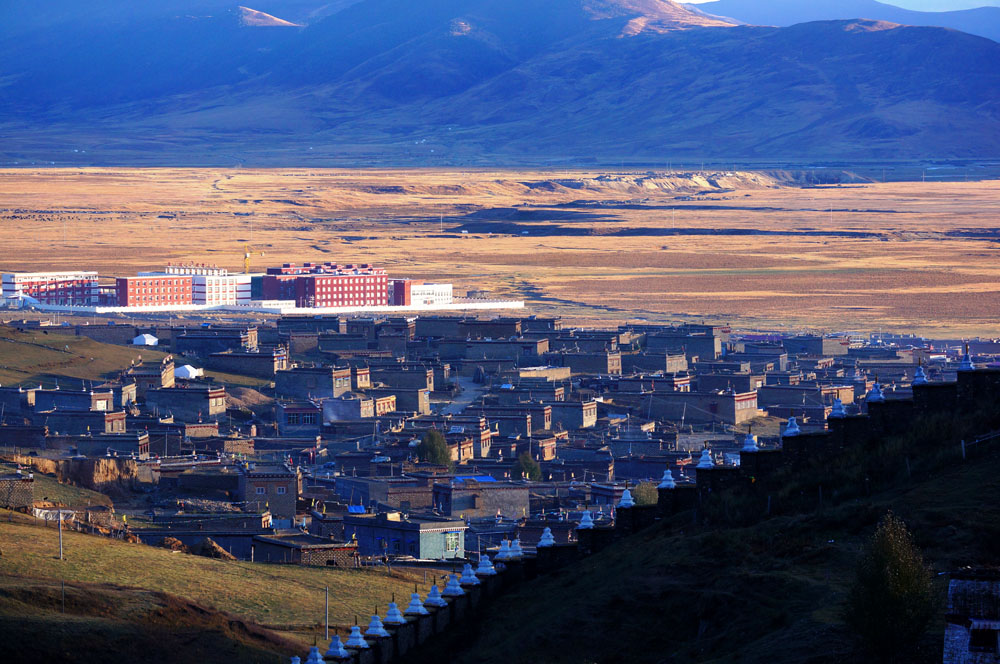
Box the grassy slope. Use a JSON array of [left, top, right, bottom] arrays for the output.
[[0, 461, 112, 507], [0, 326, 168, 387], [0, 326, 270, 390], [443, 445, 1000, 664], [0, 515, 426, 632]]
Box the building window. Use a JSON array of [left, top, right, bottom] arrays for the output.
[[255, 486, 266, 495], [445, 531, 460, 552], [276, 486, 287, 495]]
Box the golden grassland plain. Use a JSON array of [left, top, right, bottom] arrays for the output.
[[1, 168, 998, 336]]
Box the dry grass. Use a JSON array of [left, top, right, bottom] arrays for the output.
[[1, 168, 998, 335], [0, 517, 428, 631], [0, 325, 168, 387]]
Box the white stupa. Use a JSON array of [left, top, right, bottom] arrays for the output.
[[442, 574, 465, 597], [741, 430, 759, 453], [657, 469, 676, 489], [305, 646, 324, 664], [290, 657, 301, 664], [365, 614, 390, 638], [383, 602, 406, 626], [829, 398, 847, 418], [509, 538, 524, 558], [577, 510, 595, 529], [537, 527, 556, 547], [495, 539, 512, 560], [959, 345, 976, 371], [783, 416, 801, 436], [459, 563, 481, 586], [696, 448, 715, 469], [867, 382, 885, 402], [424, 585, 447, 608], [345, 626, 369, 649], [406, 592, 431, 614], [617, 488, 635, 508], [324, 636, 350, 660], [476, 553, 497, 575], [912, 365, 929, 385]]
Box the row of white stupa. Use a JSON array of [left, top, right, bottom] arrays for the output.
[[778, 355, 970, 441], [289, 553, 514, 662]]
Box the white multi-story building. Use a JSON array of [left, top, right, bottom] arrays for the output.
[[410, 282, 453, 306], [388, 279, 453, 307], [1, 271, 99, 305]]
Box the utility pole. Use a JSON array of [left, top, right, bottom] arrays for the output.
[[325, 586, 329, 640], [58, 511, 64, 560]]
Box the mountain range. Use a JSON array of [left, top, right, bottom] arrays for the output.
[[693, 0, 1000, 42], [1, 0, 999, 165]]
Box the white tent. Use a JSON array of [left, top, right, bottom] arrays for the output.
[[175, 364, 204, 380], [132, 333, 159, 346]]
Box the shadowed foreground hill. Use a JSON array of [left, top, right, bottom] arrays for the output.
[[0, 578, 294, 664], [2, 0, 999, 163], [437, 448, 1000, 664]]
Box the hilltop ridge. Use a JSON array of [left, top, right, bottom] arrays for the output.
[[693, 0, 1000, 42], [2, 1, 999, 163], [237, 6, 302, 27]]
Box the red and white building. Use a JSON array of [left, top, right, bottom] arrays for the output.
[[2, 271, 99, 305], [116, 275, 193, 307], [261, 263, 388, 308], [389, 279, 453, 306], [160, 264, 252, 306]]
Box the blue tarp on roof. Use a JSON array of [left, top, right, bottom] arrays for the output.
[[347, 505, 366, 513], [454, 475, 497, 483]]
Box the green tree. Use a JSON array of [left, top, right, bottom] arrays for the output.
[[512, 452, 542, 481], [843, 512, 936, 662], [417, 430, 452, 468], [631, 482, 659, 506]]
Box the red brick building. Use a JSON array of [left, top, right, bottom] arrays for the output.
[[261, 263, 388, 308], [116, 275, 193, 307], [2, 271, 99, 305]]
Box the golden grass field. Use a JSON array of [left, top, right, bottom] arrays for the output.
[[0, 514, 433, 635], [0, 167, 998, 336]]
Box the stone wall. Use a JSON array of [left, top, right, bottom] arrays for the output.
[[14, 454, 140, 494], [0, 476, 33, 509]]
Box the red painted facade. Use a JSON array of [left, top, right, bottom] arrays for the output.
[[2, 272, 99, 305], [389, 279, 412, 306], [116, 276, 193, 307], [261, 263, 388, 308]]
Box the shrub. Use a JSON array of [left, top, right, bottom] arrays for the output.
[[843, 511, 936, 662], [512, 453, 541, 481], [417, 430, 452, 468], [631, 482, 659, 506]]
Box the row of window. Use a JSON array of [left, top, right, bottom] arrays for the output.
[[129, 279, 188, 286], [129, 287, 187, 294], [255, 485, 287, 495], [285, 412, 318, 425]]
